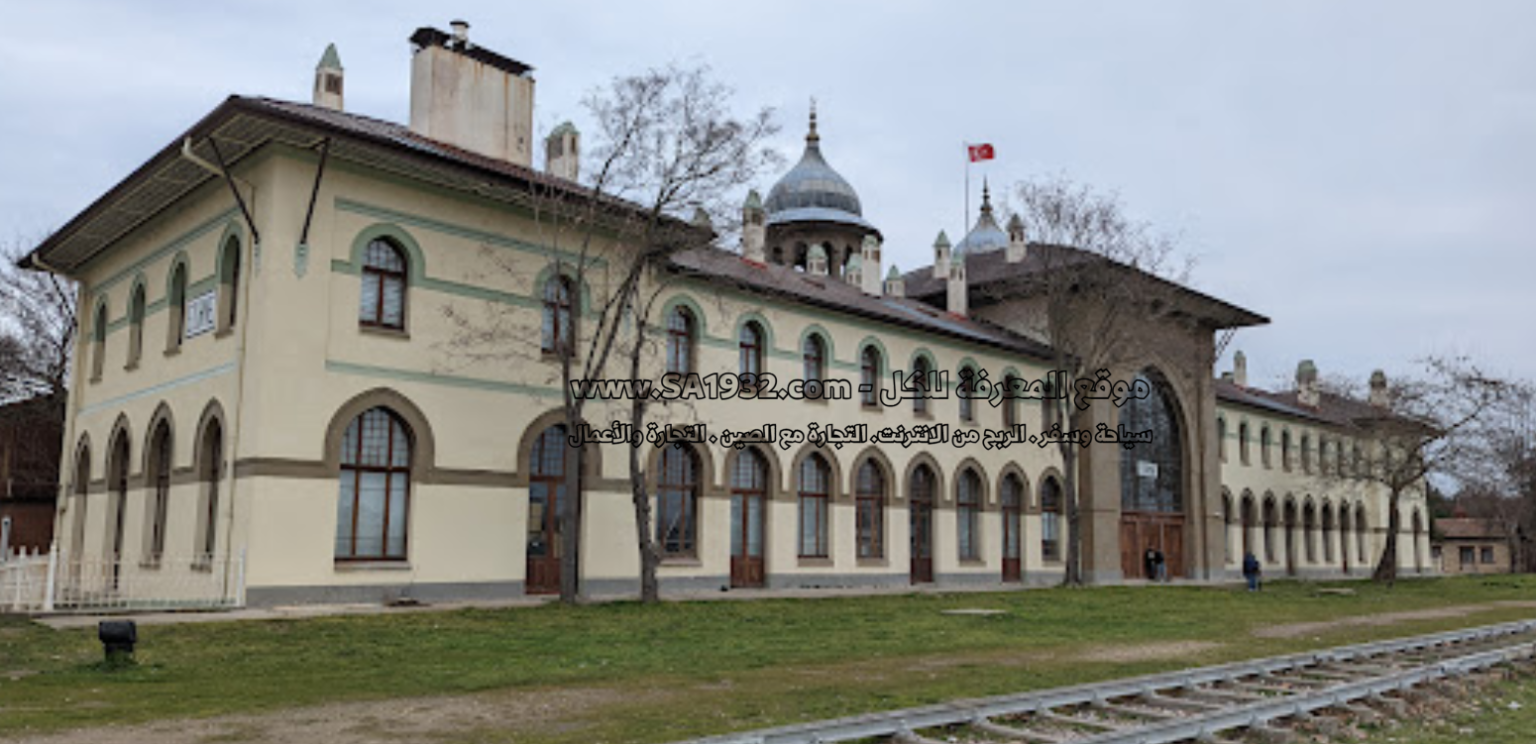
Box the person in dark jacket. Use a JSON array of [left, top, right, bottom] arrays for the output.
[[1153, 549, 1167, 582], [1242, 552, 1262, 591], [1143, 547, 1158, 580]]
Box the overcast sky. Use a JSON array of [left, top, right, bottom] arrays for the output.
[[2, 1, 1532, 389]]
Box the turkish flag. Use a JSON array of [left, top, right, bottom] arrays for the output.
[[968, 143, 995, 162]]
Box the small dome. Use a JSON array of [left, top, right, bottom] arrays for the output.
[[954, 182, 1009, 256], [807, 244, 828, 261], [764, 107, 876, 232], [846, 252, 863, 269]]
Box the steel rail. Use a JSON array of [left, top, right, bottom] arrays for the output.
[[675, 618, 1536, 744]]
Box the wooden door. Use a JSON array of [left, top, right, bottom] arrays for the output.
[[910, 497, 933, 584], [526, 475, 562, 595], [730, 492, 765, 588], [1119, 513, 1184, 579]]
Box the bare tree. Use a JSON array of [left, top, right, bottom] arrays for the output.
[[440, 63, 777, 603], [1450, 378, 1536, 571], [1, 239, 77, 403], [1309, 358, 1518, 584], [978, 175, 1191, 586]]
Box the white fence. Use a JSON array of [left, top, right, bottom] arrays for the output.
[[1, 544, 245, 614]]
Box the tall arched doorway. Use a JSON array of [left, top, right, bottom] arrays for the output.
[[1118, 369, 1185, 579]]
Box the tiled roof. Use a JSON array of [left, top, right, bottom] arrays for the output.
[[1436, 517, 1509, 541], [667, 247, 1057, 361]]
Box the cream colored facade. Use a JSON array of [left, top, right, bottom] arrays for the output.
[[35, 26, 1432, 608]]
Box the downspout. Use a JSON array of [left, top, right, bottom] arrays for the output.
[[182, 136, 257, 605]]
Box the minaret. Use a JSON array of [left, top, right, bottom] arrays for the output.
[[1006, 213, 1027, 263], [860, 235, 882, 295], [741, 190, 766, 263], [313, 43, 344, 111], [932, 230, 951, 280]]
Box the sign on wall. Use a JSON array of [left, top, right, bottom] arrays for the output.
[[185, 290, 217, 339], [1136, 460, 1159, 479]]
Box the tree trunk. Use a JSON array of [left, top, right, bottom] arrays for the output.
[[559, 416, 583, 604], [1372, 488, 1402, 585], [1057, 393, 1085, 587], [628, 311, 661, 604]]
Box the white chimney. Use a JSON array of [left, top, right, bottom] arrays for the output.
[[1233, 350, 1248, 388], [860, 235, 882, 296], [741, 190, 766, 263], [1296, 359, 1320, 407], [884, 265, 905, 298], [931, 230, 951, 280], [545, 122, 580, 181], [1006, 213, 1027, 263], [313, 43, 344, 111], [947, 253, 967, 317], [409, 22, 536, 166], [1369, 369, 1389, 408]]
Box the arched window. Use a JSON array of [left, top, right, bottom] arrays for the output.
[[167, 262, 187, 351], [912, 356, 932, 414], [218, 236, 241, 332], [1002, 374, 1019, 429], [909, 464, 936, 581], [802, 334, 825, 399], [1263, 497, 1277, 564], [1217, 417, 1227, 462], [145, 420, 172, 564], [127, 284, 146, 367], [1352, 444, 1363, 479], [196, 419, 222, 561], [957, 367, 976, 423], [1281, 431, 1292, 471], [739, 321, 764, 388], [1260, 426, 1272, 468], [1001, 473, 1023, 581], [1238, 422, 1250, 465], [527, 424, 567, 594], [1301, 434, 1312, 473], [1119, 371, 1183, 514], [797, 453, 830, 558], [730, 448, 767, 583], [1222, 491, 1234, 563], [359, 238, 407, 329], [956, 468, 981, 560], [335, 407, 411, 561], [107, 431, 130, 589], [860, 345, 881, 407], [1040, 477, 1062, 562], [665, 306, 695, 376], [1321, 505, 1334, 564], [70, 441, 90, 563], [657, 443, 699, 557], [91, 303, 107, 381], [856, 459, 885, 558], [541, 276, 574, 354], [1303, 502, 1316, 564], [1356, 505, 1368, 564]]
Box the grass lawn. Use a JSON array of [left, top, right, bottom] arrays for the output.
[[1, 575, 1534, 743], [1358, 674, 1536, 744]]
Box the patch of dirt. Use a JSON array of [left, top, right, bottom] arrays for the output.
[[0, 685, 663, 744], [1076, 640, 1222, 664], [1252, 600, 1536, 639]]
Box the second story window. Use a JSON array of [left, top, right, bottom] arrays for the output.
[[1260, 426, 1272, 468], [802, 334, 825, 399], [166, 263, 187, 351], [218, 236, 241, 333], [1239, 422, 1250, 465], [739, 321, 764, 387], [360, 238, 407, 330], [127, 284, 146, 368], [541, 276, 574, 354], [860, 345, 880, 407], [1217, 417, 1227, 462], [665, 306, 695, 376], [912, 356, 931, 415], [1002, 374, 1018, 428], [958, 366, 976, 423], [91, 302, 107, 381]]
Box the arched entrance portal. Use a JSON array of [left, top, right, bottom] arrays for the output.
[[1118, 370, 1186, 579]]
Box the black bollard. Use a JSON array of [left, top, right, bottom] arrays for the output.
[[98, 620, 137, 664]]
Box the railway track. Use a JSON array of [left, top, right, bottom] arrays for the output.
[[677, 618, 1536, 744]]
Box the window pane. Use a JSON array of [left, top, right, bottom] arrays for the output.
[[355, 471, 387, 557], [387, 472, 408, 557], [381, 276, 404, 327], [336, 475, 356, 557], [360, 276, 380, 323]]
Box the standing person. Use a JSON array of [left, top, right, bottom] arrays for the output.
[[1153, 549, 1167, 582], [1143, 547, 1158, 581], [1243, 552, 1262, 591]]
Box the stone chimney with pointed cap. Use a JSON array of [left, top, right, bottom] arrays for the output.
[[741, 190, 766, 263], [947, 251, 968, 316], [932, 230, 951, 280], [313, 43, 344, 111], [1369, 369, 1389, 408], [845, 251, 863, 287], [1006, 213, 1027, 263], [860, 235, 882, 296], [545, 121, 580, 181], [1296, 359, 1320, 407], [807, 244, 828, 276], [1233, 350, 1248, 387], [884, 265, 905, 297]]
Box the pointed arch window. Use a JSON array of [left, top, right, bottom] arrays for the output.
[[958, 367, 977, 423], [91, 303, 108, 381], [335, 407, 411, 561], [957, 468, 981, 560], [1002, 374, 1019, 429], [802, 334, 826, 399], [1001, 473, 1024, 576], [218, 237, 241, 332], [167, 262, 187, 351], [665, 306, 695, 376], [912, 356, 932, 415], [657, 443, 699, 557], [1041, 477, 1062, 562], [145, 420, 171, 565], [541, 276, 574, 354], [798, 453, 830, 558], [856, 459, 884, 558], [860, 345, 881, 407], [360, 238, 407, 329], [196, 419, 223, 562], [127, 284, 146, 368], [739, 321, 764, 389]]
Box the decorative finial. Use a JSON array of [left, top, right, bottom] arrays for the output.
[[980, 178, 992, 215], [807, 98, 819, 143]]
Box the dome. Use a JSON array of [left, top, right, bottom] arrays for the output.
[[764, 107, 877, 232], [953, 182, 1009, 256]]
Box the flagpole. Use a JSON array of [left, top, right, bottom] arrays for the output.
[[963, 141, 970, 244]]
